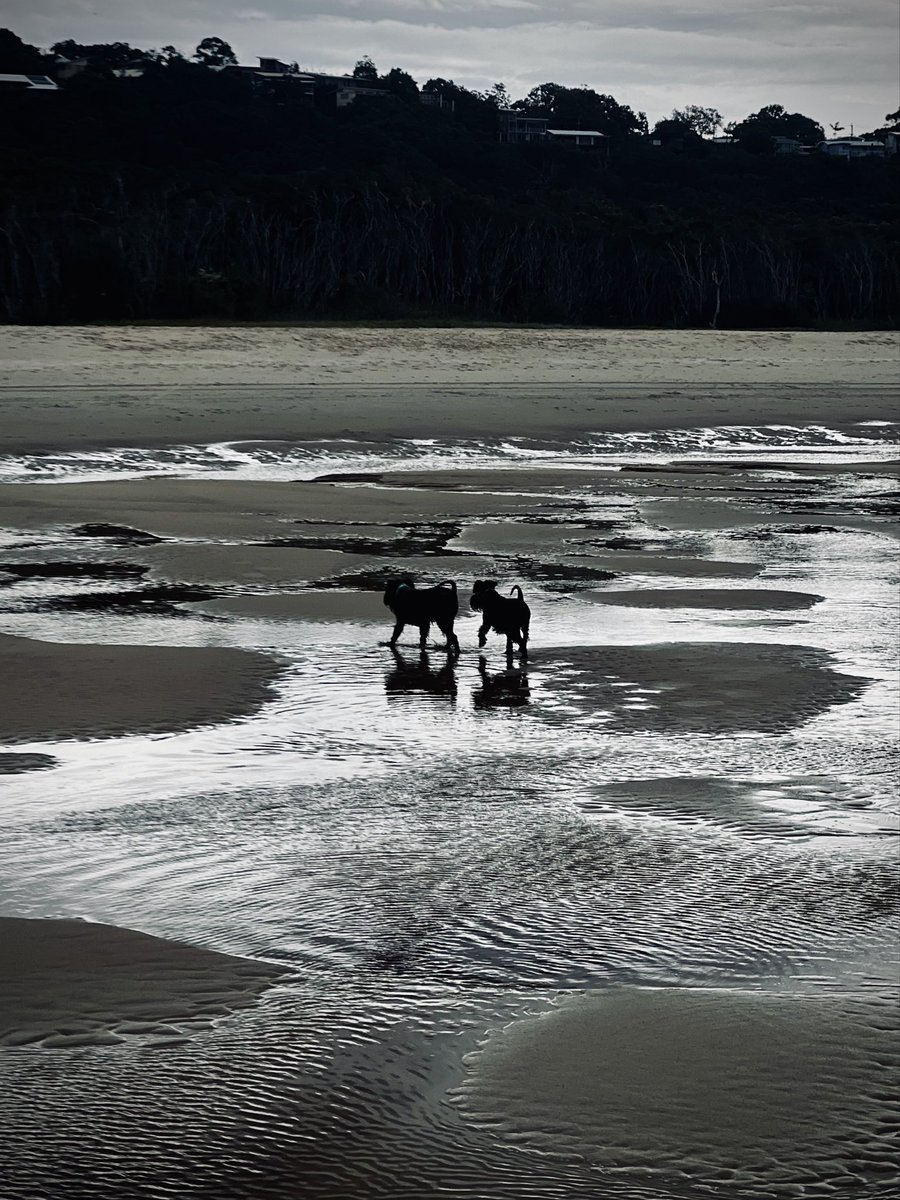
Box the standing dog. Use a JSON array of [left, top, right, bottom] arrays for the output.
[[470, 580, 530, 657], [383, 577, 460, 653]]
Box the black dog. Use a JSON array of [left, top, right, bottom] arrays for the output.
[[383, 577, 460, 653], [470, 580, 530, 657]]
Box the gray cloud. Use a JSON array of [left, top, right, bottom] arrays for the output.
[[5, 0, 898, 130]]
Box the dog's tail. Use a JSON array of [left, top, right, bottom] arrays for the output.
[[509, 585, 524, 600]]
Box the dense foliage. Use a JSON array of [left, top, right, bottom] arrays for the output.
[[1, 29, 897, 326]]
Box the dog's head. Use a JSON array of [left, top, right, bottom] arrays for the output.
[[384, 576, 415, 609], [469, 579, 498, 612]]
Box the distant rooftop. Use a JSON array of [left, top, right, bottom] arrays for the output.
[[546, 129, 606, 138], [0, 73, 58, 91]]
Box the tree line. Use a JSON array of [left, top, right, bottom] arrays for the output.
[[1, 27, 897, 326]]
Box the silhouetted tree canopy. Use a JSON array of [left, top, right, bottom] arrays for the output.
[[0, 28, 896, 327], [382, 67, 418, 102], [0, 28, 49, 73], [515, 83, 647, 141], [51, 38, 148, 70], [670, 105, 722, 137], [193, 37, 237, 67], [352, 56, 378, 80], [728, 104, 824, 151]]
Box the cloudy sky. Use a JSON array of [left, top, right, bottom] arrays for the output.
[[7, 1, 899, 133]]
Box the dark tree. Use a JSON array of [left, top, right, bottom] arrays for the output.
[[51, 38, 148, 70], [352, 56, 378, 80], [0, 27, 49, 73], [670, 105, 722, 137], [515, 83, 646, 141], [422, 77, 497, 131], [483, 82, 511, 108], [153, 45, 185, 64], [193, 37, 237, 67], [651, 117, 702, 149], [382, 67, 418, 102], [728, 104, 824, 151]]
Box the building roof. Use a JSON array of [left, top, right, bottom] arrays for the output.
[[821, 138, 884, 147], [546, 128, 607, 138], [0, 73, 58, 90]]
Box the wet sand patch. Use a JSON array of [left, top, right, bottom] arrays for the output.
[[0, 752, 57, 775], [0, 633, 281, 743], [0, 478, 538, 543], [584, 588, 823, 610], [455, 987, 900, 1194], [264, 520, 462, 557], [40, 582, 219, 615], [131, 543, 368, 589], [534, 643, 868, 734], [0, 917, 283, 1049], [575, 776, 900, 839]]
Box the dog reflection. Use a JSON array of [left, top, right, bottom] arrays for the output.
[[472, 656, 530, 709], [385, 647, 457, 701]]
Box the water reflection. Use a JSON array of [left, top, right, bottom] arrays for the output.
[[384, 647, 458, 702], [473, 656, 530, 710]]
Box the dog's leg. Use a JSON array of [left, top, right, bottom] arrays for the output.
[[520, 613, 530, 658], [438, 620, 460, 654], [418, 622, 430, 648], [477, 621, 489, 648], [388, 620, 405, 647]]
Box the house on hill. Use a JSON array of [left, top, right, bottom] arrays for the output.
[[498, 111, 548, 143], [222, 58, 315, 101], [547, 128, 608, 151], [818, 137, 887, 159], [0, 73, 58, 91]]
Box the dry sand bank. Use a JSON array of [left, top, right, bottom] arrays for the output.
[[0, 633, 281, 744], [0, 326, 897, 451], [0, 917, 282, 1048]]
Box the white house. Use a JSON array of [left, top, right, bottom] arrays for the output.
[[819, 138, 886, 159]]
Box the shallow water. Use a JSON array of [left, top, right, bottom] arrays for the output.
[[0, 424, 898, 1199]]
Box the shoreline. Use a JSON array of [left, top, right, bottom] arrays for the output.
[[0, 382, 894, 455]]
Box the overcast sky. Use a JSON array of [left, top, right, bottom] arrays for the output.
[[7, 1, 899, 133]]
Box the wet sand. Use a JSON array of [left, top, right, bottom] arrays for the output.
[[0, 917, 283, 1048], [455, 987, 900, 1193], [0, 633, 281, 743]]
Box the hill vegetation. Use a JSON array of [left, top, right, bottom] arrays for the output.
[[1, 28, 897, 327]]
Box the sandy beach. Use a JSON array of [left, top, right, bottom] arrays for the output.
[[0, 325, 897, 1199], [0, 325, 897, 450]]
